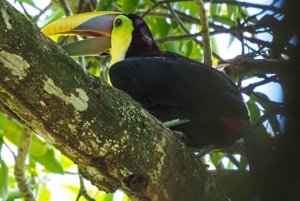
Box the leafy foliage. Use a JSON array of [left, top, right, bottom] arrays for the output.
[[1, 0, 292, 200]]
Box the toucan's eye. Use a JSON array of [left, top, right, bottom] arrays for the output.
[[115, 19, 122, 28]]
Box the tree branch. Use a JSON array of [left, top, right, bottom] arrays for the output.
[[0, 1, 227, 200], [14, 127, 36, 201], [215, 59, 294, 83], [59, 0, 73, 16], [194, 0, 212, 66]]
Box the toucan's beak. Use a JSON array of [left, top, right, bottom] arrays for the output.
[[42, 11, 120, 56]]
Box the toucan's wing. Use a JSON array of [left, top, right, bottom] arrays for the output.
[[110, 54, 250, 148], [110, 57, 191, 121], [109, 53, 249, 121]]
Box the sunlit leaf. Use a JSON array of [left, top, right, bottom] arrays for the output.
[[155, 18, 170, 38], [212, 16, 237, 27], [123, 0, 140, 13], [37, 185, 51, 201], [181, 1, 199, 17], [122, 193, 130, 201], [211, 152, 226, 167], [99, 193, 114, 201], [210, 36, 220, 58], [7, 188, 22, 200], [96, 0, 115, 11], [2, 117, 49, 157], [189, 43, 203, 59], [60, 154, 75, 170], [0, 159, 9, 201], [64, 185, 80, 195], [226, 5, 237, 20], [32, 149, 64, 174], [19, 0, 39, 10], [0, 136, 3, 152], [227, 160, 234, 169], [185, 40, 193, 58], [163, 42, 179, 53], [247, 94, 269, 142], [210, 3, 221, 16]]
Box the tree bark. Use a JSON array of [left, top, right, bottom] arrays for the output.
[[0, 1, 228, 200]]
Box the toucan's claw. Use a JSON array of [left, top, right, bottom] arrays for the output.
[[172, 131, 187, 142], [196, 144, 215, 158], [163, 118, 190, 127]]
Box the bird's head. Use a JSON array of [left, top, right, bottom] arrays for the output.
[[42, 12, 160, 67]]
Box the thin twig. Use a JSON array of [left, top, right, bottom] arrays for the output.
[[226, 154, 240, 168], [18, 2, 32, 20], [156, 33, 202, 44], [14, 127, 36, 201], [76, 0, 86, 14], [240, 75, 279, 96], [253, 106, 284, 130], [194, 0, 212, 66], [58, 0, 87, 70], [76, 0, 97, 14], [149, 0, 280, 12], [141, 2, 160, 18], [3, 141, 16, 159], [166, 2, 222, 60], [166, 3, 190, 33], [59, 0, 73, 16], [32, 2, 52, 23], [76, 174, 96, 201], [212, 0, 280, 12]]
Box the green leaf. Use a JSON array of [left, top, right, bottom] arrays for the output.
[[99, 193, 114, 201], [0, 136, 3, 152], [64, 185, 80, 195], [19, 0, 39, 11], [3, 118, 49, 157], [155, 18, 170, 38], [0, 112, 6, 138], [7, 188, 22, 200], [60, 155, 75, 170], [163, 42, 179, 53], [247, 94, 269, 142], [37, 185, 51, 201], [252, 92, 281, 134], [210, 3, 221, 16], [239, 155, 249, 170], [211, 152, 226, 167], [227, 34, 235, 49], [0, 159, 9, 201], [212, 16, 237, 27], [185, 40, 193, 58], [189, 43, 203, 59], [123, 0, 140, 13], [96, 0, 115, 11], [210, 36, 220, 58], [226, 160, 234, 169], [226, 5, 237, 20], [32, 149, 64, 174]]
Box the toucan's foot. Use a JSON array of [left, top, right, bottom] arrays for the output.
[[172, 131, 187, 142], [197, 144, 215, 158], [163, 118, 190, 127]]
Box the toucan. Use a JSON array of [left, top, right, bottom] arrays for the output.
[[42, 12, 252, 150]]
